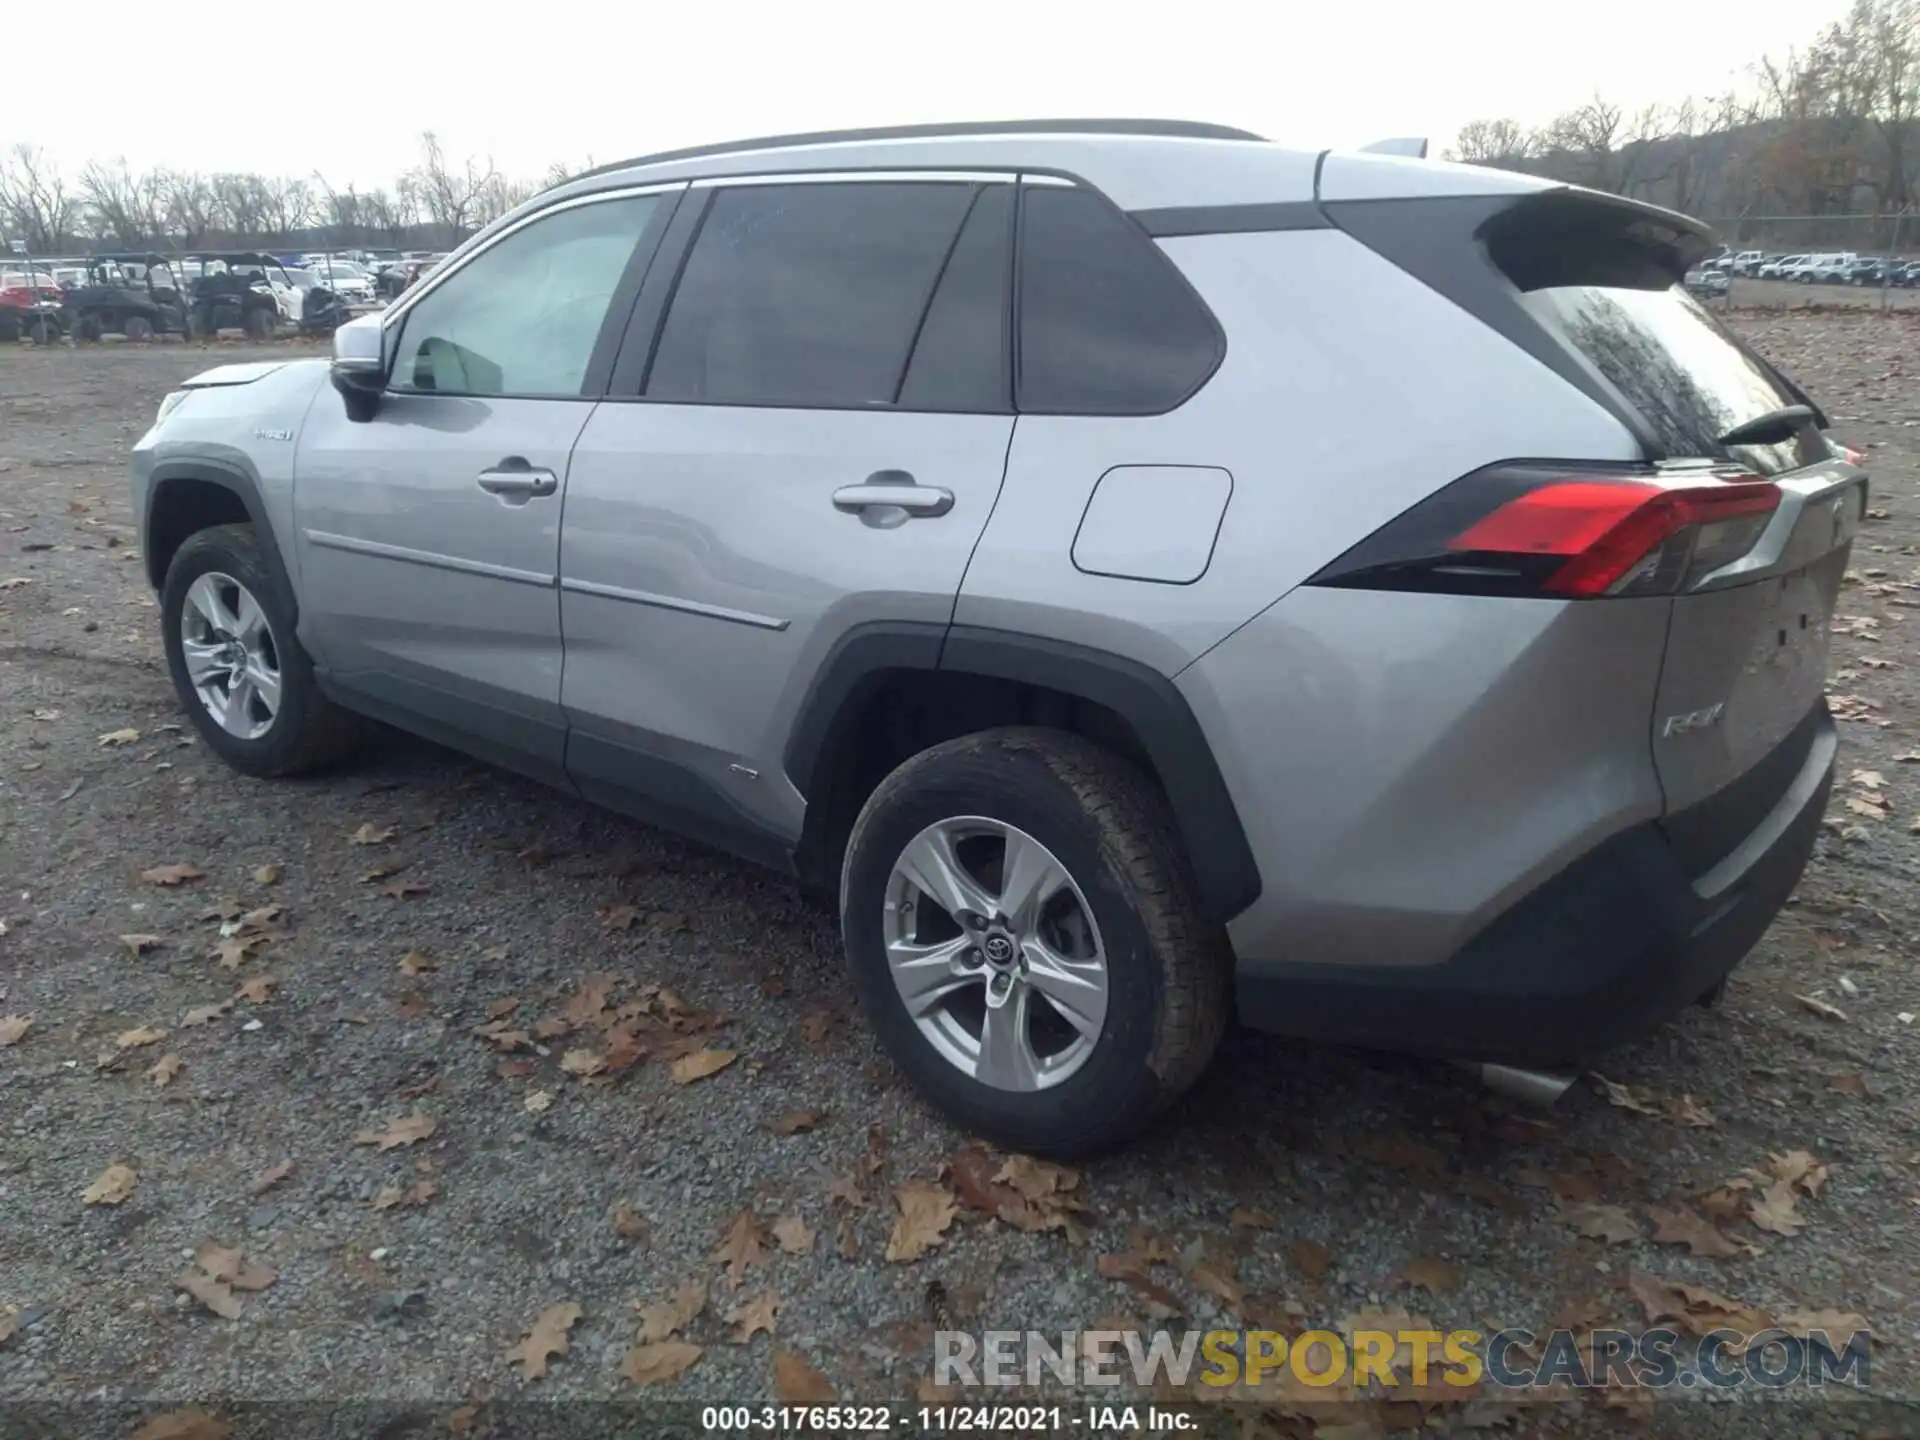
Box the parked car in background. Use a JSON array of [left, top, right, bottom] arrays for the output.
[[1683, 266, 1730, 298], [1730, 249, 1766, 275], [1896, 260, 1920, 287], [0, 266, 67, 342], [132, 120, 1861, 1153], [308, 258, 377, 304], [1759, 254, 1803, 279], [187, 252, 296, 338], [1844, 258, 1891, 285]]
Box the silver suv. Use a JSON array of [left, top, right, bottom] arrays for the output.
[[133, 120, 1859, 1154]]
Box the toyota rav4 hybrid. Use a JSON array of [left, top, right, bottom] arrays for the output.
[[132, 120, 1862, 1154]]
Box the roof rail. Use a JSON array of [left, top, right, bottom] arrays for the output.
[[574, 118, 1266, 183], [1357, 137, 1428, 158]]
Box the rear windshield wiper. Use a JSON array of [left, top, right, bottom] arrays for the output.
[[1717, 404, 1815, 448]]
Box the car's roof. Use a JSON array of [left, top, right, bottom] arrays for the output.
[[541, 118, 1555, 217]]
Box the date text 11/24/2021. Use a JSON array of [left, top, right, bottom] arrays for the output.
[[699, 1404, 1198, 1433]]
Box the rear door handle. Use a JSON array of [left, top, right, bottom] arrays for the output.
[[832, 470, 953, 520], [477, 459, 558, 502]]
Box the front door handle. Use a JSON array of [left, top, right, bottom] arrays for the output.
[[477, 458, 558, 502], [832, 470, 954, 522]]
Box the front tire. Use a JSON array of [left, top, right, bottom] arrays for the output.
[[840, 729, 1229, 1156], [124, 314, 154, 342], [161, 523, 358, 777]]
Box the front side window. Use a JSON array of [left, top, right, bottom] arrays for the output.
[[390, 193, 660, 398], [645, 181, 976, 408]]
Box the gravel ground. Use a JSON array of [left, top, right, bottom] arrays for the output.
[[1, 323, 1918, 1439]]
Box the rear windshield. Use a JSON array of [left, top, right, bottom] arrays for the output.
[[1485, 195, 1824, 475], [1519, 283, 1821, 475]]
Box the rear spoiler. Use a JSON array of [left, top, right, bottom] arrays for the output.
[[1357, 137, 1428, 158]]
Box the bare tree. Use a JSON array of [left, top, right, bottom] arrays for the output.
[[160, 171, 219, 247], [410, 131, 497, 238], [1447, 118, 1536, 168], [78, 159, 166, 246], [0, 143, 75, 251], [260, 176, 314, 240]]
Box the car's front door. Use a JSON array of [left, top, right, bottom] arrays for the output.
[[293, 185, 678, 782], [561, 176, 1018, 854]]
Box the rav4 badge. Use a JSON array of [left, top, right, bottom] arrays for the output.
[[1663, 702, 1726, 737]]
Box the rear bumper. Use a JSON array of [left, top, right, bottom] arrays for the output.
[[1235, 708, 1836, 1066]]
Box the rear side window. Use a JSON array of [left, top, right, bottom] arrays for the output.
[[898, 185, 1013, 412], [647, 182, 975, 408], [1016, 186, 1221, 415]]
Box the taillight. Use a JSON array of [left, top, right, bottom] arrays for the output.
[[1309, 462, 1781, 599]]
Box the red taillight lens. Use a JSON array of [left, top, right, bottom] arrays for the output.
[[1454, 480, 1780, 597], [1309, 462, 1781, 600]]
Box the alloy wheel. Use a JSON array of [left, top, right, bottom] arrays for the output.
[[179, 572, 282, 740], [882, 817, 1110, 1092]]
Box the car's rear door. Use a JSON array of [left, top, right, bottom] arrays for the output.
[[558, 174, 1018, 854], [292, 186, 680, 783]]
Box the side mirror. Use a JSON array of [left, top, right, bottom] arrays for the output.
[[330, 313, 385, 421]]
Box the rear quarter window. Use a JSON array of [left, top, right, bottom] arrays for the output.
[[1016, 186, 1221, 415]]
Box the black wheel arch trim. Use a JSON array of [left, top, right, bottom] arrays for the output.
[[144, 459, 297, 622], [784, 621, 1261, 922]]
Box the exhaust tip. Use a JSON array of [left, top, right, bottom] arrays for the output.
[[1473, 1062, 1577, 1107]]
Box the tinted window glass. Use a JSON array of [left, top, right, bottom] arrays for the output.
[[390, 194, 658, 398], [1017, 187, 1220, 415], [898, 185, 1013, 412], [647, 182, 973, 407]]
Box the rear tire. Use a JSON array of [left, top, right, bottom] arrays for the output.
[[840, 728, 1230, 1156], [160, 523, 361, 777], [78, 314, 104, 342], [124, 314, 154, 342], [245, 306, 275, 341]]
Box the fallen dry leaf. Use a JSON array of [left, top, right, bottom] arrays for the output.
[[1591, 1073, 1660, 1114], [669, 1048, 737, 1085], [379, 880, 430, 899], [716, 1212, 768, 1287], [175, 1269, 243, 1320], [613, 1200, 648, 1238], [773, 1348, 836, 1403], [1794, 994, 1848, 1021], [622, 1340, 702, 1387], [505, 1301, 582, 1381], [372, 1179, 437, 1211], [351, 823, 396, 846], [194, 1241, 277, 1291], [559, 1047, 606, 1079], [0, 1015, 33, 1046], [1627, 1269, 1772, 1337], [1665, 1094, 1717, 1128], [1229, 1207, 1275, 1230], [768, 1109, 824, 1135], [398, 950, 436, 975], [181, 999, 234, 1028], [771, 1215, 815, 1256], [149, 1053, 184, 1088], [130, 1410, 231, 1440], [1766, 1149, 1830, 1197], [635, 1279, 707, 1343], [141, 863, 206, 886], [1289, 1238, 1332, 1280], [82, 1163, 137, 1206], [1829, 1073, 1872, 1097], [119, 933, 166, 956], [251, 1160, 294, 1195], [1561, 1202, 1640, 1246], [353, 1110, 437, 1151], [1748, 1180, 1806, 1236], [885, 1180, 959, 1263], [729, 1289, 781, 1343], [115, 1025, 167, 1050], [1774, 1308, 1872, 1339], [1648, 1205, 1749, 1258], [1398, 1255, 1461, 1294], [234, 975, 275, 1004], [523, 1089, 556, 1114], [252, 864, 281, 886], [99, 727, 140, 747]]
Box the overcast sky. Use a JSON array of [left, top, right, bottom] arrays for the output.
[[1, 0, 1855, 187]]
